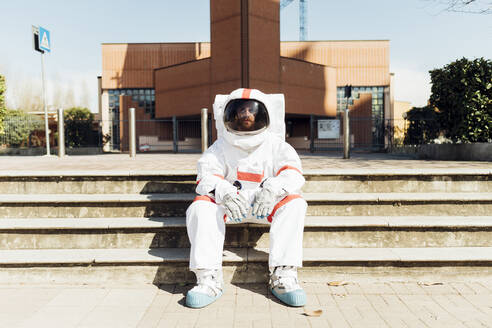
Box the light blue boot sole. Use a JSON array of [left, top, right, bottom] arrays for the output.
[[271, 288, 306, 307], [185, 290, 223, 309]]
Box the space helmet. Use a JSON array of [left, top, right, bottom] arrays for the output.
[[223, 98, 270, 135]]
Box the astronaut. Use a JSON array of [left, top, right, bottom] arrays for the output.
[[185, 88, 307, 308]]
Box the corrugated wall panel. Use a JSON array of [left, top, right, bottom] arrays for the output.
[[102, 43, 211, 89], [280, 40, 389, 86], [154, 58, 211, 118], [102, 40, 387, 89]]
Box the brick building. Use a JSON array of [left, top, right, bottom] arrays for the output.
[[99, 0, 393, 151]]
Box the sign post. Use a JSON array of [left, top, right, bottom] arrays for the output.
[[343, 85, 352, 159], [32, 25, 51, 156]]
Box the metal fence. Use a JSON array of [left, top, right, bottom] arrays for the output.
[[305, 116, 411, 152], [0, 116, 105, 155], [1, 112, 435, 155], [0, 116, 45, 149], [0, 115, 206, 155], [106, 117, 207, 153]]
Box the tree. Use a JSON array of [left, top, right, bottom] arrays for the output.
[[403, 106, 441, 145], [10, 79, 43, 112], [1, 110, 43, 147], [64, 107, 94, 147], [428, 0, 491, 14], [0, 75, 6, 135], [429, 57, 492, 143]]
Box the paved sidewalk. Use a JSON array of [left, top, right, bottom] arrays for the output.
[[0, 281, 490, 327], [1, 152, 491, 172]]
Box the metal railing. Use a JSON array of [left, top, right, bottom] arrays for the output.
[[108, 113, 205, 154], [1, 109, 440, 156]]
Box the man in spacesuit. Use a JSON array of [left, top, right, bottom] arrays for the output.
[[185, 88, 307, 308]]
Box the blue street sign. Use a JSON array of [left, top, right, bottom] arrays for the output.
[[39, 27, 51, 52]]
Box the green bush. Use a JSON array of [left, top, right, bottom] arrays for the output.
[[0, 110, 43, 147], [64, 107, 94, 147], [403, 106, 440, 145], [429, 57, 492, 143]]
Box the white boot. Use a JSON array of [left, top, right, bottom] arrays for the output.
[[186, 269, 224, 308], [269, 266, 306, 307]]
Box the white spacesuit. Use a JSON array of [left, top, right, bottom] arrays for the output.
[[185, 88, 307, 308]]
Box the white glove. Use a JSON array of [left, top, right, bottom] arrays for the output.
[[222, 192, 248, 223], [252, 187, 276, 219]]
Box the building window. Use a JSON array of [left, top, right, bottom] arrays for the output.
[[107, 88, 156, 118], [336, 86, 385, 146]]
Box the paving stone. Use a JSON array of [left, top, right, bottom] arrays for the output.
[[157, 312, 198, 328], [466, 282, 492, 295], [358, 282, 395, 295], [78, 305, 148, 328], [19, 305, 94, 328], [0, 282, 488, 327], [461, 294, 492, 317], [378, 294, 425, 328], [419, 283, 459, 295], [399, 294, 468, 328], [234, 320, 253, 328], [45, 288, 108, 307], [1, 153, 491, 172], [400, 282, 427, 295], [431, 294, 491, 326], [137, 294, 171, 328], [100, 288, 156, 307]]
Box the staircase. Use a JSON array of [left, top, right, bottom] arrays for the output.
[[0, 169, 491, 284]]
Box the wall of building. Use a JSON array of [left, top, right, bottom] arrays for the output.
[[280, 57, 337, 116], [102, 40, 389, 90], [100, 1, 391, 150], [281, 40, 390, 86], [154, 58, 211, 118], [102, 43, 210, 89], [348, 93, 373, 147]]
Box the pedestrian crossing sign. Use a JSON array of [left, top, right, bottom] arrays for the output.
[[39, 27, 51, 52]]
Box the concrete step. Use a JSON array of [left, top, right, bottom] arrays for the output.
[[0, 169, 490, 194], [304, 169, 492, 193], [0, 247, 491, 284], [1, 192, 491, 218], [0, 173, 197, 195], [1, 216, 491, 249]]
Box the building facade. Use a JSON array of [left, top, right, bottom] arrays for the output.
[[100, 0, 392, 151]]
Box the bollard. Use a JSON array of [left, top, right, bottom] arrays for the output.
[[207, 115, 213, 147], [201, 108, 208, 153], [129, 107, 136, 158], [57, 108, 65, 157], [172, 116, 178, 153], [309, 114, 315, 153], [343, 108, 350, 159]]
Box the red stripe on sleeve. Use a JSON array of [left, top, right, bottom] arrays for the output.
[[267, 194, 302, 222], [241, 88, 252, 99], [276, 165, 302, 176]]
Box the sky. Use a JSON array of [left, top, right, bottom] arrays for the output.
[[0, 0, 490, 113]]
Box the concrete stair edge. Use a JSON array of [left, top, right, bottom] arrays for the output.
[[1, 216, 492, 230], [1, 247, 492, 265], [1, 168, 491, 177], [1, 192, 491, 204]]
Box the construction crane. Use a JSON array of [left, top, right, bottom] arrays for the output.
[[280, 0, 307, 41]]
